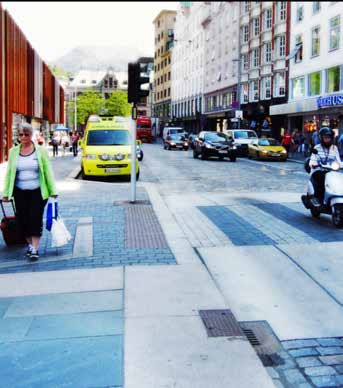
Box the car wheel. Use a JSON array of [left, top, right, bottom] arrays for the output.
[[193, 150, 198, 159], [201, 152, 207, 160], [163, 144, 166, 150], [81, 167, 88, 180], [184, 147, 189, 151], [230, 156, 236, 162], [136, 169, 140, 181], [168, 145, 171, 150], [310, 208, 320, 218], [219, 156, 224, 161], [257, 152, 261, 160], [248, 153, 252, 159]]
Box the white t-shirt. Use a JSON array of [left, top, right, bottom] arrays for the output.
[[15, 151, 40, 190]]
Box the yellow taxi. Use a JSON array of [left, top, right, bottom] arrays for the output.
[[248, 138, 288, 161], [79, 115, 139, 179]]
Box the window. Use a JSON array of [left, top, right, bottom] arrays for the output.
[[264, 9, 272, 30], [241, 83, 249, 103], [168, 57, 171, 64], [251, 49, 259, 68], [330, 16, 340, 50], [242, 1, 250, 13], [168, 88, 170, 97], [293, 76, 305, 98], [309, 71, 321, 96], [295, 35, 303, 63], [164, 74, 167, 81], [249, 80, 259, 102], [274, 72, 286, 97], [165, 58, 167, 66], [264, 42, 272, 63], [81, 79, 86, 84], [253, 18, 260, 37], [161, 31, 163, 38], [262, 77, 271, 99], [313, 2, 320, 13], [168, 72, 171, 81], [278, 35, 286, 57], [242, 54, 248, 71], [312, 26, 320, 56], [242, 25, 249, 43], [327, 66, 341, 92], [92, 80, 97, 84], [296, 5, 303, 22], [164, 89, 167, 98], [279, 2, 286, 21], [157, 78, 160, 86]]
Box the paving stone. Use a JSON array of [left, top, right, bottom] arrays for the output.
[[266, 367, 279, 379], [296, 356, 322, 368], [304, 366, 337, 377], [310, 375, 337, 387], [283, 368, 307, 384], [275, 357, 297, 370], [317, 347, 343, 356], [317, 338, 343, 347], [0, 335, 123, 388], [289, 348, 319, 358], [283, 339, 319, 350], [0, 317, 33, 342], [335, 365, 343, 374], [320, 355, 343, 365]]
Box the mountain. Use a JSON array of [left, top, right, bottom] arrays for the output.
[[51, 45, 149, 74]]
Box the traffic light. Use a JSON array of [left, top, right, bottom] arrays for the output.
[[128, 61, 150, 104]]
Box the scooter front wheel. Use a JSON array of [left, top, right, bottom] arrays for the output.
[[310, 208, 320, 218], [332, 204, 343, 228]]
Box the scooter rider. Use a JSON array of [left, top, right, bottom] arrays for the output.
[[309, 127, 342, 207]]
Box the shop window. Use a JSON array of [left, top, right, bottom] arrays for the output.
[[312, 26, 320, 57], [274, 72, 286, 97], [309, 72, 321, 96], [329, 16, 340, 51], [326, 66, 341, 92], [293, 76, 305, 98], [249, 80, 259, 102]]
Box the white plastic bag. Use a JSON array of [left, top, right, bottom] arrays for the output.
[[51, 217, 72, 247]]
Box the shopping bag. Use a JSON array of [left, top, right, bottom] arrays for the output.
[[51, 217, 72, 248], [46, 200, 58, 232]]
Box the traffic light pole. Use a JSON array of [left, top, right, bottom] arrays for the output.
[[130, 103, 137, 203]]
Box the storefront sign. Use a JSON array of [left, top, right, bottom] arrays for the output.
[[317, 94, 343, 108]]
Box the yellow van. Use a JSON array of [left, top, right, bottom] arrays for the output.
[[79, 115, 139, 180]]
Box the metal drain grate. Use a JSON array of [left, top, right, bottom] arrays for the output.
[[239, 321, 285, 367], [199, 309, 244, 338]]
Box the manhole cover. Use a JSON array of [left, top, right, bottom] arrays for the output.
[[199, 309, 244, 337], [239, 321, 285, 367]]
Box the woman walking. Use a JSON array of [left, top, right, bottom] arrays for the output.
[[2, 123, 58, 261]]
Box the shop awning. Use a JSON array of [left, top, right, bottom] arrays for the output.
[[55, 124, 69, 131]]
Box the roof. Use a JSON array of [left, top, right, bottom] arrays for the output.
[[69, 70, 128, 89], [153, 9, 177, 24]]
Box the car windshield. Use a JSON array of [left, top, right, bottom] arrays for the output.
[[258, 139, 280, 146], [87, 130, 130, 145], [204, 132, 229, 142], [170, 135, 184, 141], [234, 131, 257, 139], [168, 128, 184, 134], [137, 124, 151, 129]]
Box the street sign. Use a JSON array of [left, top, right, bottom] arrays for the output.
[[235, 110, 243, 119]]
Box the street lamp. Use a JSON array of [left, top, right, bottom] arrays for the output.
[[232, 58, 241, 130], [74, 87, 77, 132]]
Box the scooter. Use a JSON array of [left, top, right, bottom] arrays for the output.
[[136, 144, 144, 161], [301, 149, 343, 228]]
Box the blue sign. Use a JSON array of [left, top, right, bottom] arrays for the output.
[[317, 94, 343, 108]]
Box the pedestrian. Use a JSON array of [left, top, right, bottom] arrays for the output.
[[312, 129, 320, 146], [281, 131, 292, 154], [61, 133, 70, 156], [338, 133, 343, 158], [1, 123, 58, 261], [71, 131, 79, 157], [52, 134, 59, 157]]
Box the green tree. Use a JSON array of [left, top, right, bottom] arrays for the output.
[[76, 89, 105, 125], [105, 90, 131, 117]]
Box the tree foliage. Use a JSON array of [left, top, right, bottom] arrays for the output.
[[75, 90, 105, 125], [105, 90, 131, 117]]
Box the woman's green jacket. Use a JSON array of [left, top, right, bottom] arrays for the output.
[[2, 144, 58, 200]]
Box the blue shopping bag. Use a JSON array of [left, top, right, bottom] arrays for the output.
[[46, 200, 58, 232]]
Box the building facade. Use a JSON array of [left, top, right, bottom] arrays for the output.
[[239, 1, 290, 138], [171, 2, 206, 133], [0, 2, 64, 163], [270, 1, 343, 138], [202, 1, 240, 132], [152, 9, 176, 135]]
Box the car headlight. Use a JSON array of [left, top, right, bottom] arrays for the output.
[[170, 142, 176, 146], [115, 153, 124, 161], [184, 142, 189, 146], [281, 149, 287, 154], [332, 161, 340, 171], [261, 150, 269, 154], [101, 153, 109, 160], [232, 146, 237, 150], [83, 154, 96, 160], [205, 144, 215, 149]]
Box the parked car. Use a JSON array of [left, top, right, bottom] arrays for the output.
[[162, 127, 185, 142], [188, 133, 198, 149], [164, 134, 189, 151], [193, 131, 237, 161], [224, 129, 258, 157], [248, 138, 288, 161]]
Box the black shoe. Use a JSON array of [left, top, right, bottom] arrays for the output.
[[26, 246, 33, 257], [309, 197, 321, 208], [29, 250, 39, 262]]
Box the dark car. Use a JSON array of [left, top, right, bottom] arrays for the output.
[[164, 134, 189, 151], [193, 131, 237, 162], [188, 133, 198, 149]]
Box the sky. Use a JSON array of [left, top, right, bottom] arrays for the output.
[[2, 1, 178, 62]]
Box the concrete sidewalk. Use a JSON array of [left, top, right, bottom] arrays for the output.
[[0, 152, 275, 388]]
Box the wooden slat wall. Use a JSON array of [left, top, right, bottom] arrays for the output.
[[0, 1, 65, 160]]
